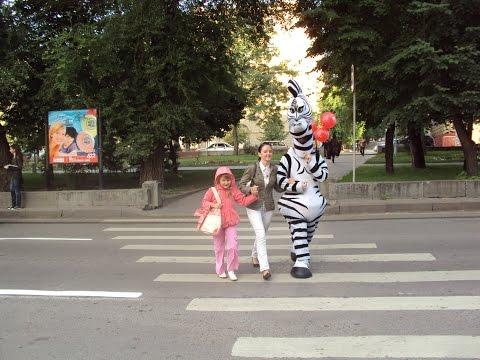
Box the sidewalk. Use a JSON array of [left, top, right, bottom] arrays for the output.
[[3, 153, 479, 222]]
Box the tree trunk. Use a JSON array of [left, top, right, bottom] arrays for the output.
[[384, 123, 395, 174], [140, 144, 166, 189], [32, 149, 38, 174], [233, 124, 239, 156], [452, 117, 478, 176], [464, 121, 474, 171], [407, 121, 426, 169], [0, 126, 11, 191], [168, 140, 179, 175]]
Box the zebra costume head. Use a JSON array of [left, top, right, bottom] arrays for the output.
[[287, 80, 314, 155]]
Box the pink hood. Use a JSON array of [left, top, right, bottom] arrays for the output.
[[214, 166, 237, 189]]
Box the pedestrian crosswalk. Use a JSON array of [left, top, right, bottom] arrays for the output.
[[105, 221, 480, 359]]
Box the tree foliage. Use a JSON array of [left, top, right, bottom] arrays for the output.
[[296, 0, 480, 175], [1, 0, 281, 187]]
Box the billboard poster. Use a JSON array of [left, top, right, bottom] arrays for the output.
[[48, 109, 98, 164]]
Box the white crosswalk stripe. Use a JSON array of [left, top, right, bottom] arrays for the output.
[[155, 270, 480, 283], [187, 296, 480, 311], [113, 234, 334, 240], [140, 253, 435, 263], [121, 243, 376, 250], [231, 336, 480, 358], [104, 226, 293, 232]]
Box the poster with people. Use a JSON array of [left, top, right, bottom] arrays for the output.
[[48, 109, 98, 164]]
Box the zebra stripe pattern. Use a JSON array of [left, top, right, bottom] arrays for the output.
[[277, 80, 329, 267]]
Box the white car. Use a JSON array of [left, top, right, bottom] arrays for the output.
[[196, 142, 234, 154]]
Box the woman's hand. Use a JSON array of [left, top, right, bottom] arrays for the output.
[[287, 178, 296, 185], [211, 203, 222, 209], [304, 153, 312, 162], [250, 185, 259, 196]]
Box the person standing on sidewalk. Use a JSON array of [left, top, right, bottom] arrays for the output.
[[4, 144, 23, 209], [239, 142, 285, 280]]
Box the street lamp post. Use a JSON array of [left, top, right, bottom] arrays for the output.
[[351, 64, 356, 183]]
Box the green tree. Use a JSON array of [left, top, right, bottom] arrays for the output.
[[229, 23, 295, 153], [1, 0, 285, 189], [318, 87, 365, 148], [261, 117, 287, 141], [296, 0, 480, 175], [224, 124, 249, 146]]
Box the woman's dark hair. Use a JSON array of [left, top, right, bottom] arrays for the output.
[[10, 144, 22, 157], [65, 126, 78, 139], [257, 142, 273, 161]]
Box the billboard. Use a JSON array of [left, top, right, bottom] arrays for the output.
[[48, 109, 98, 164]]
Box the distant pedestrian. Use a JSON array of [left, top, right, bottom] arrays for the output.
[[330, 136, 340, 163], [239, 142, 285, 280], [4, 144, 23, 209], [323, 140, 330, 159], [195, 166, 258, 281], [359, 138, 366, 156]]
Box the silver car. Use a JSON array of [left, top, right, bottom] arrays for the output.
[[196, 142, 235, 155]]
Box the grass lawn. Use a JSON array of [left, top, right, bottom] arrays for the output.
[[22, 169, 246, 195], [179, 153, 282, 166], [339, 164, 480, 182], [365, 150, 480, 164]]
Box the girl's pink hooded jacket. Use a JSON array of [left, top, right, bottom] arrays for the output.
[[198, 166, 258, 228]]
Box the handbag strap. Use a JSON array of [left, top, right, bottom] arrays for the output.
[[210, 187, 221, 205]]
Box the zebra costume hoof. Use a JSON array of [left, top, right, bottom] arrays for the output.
[[290, 266, 312, 279], [290, 252, 297, 262]]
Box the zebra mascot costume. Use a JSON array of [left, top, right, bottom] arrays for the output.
[[276, 80, 329, 279]]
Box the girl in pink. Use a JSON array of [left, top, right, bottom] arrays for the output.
[[199, 166, 258, 281]]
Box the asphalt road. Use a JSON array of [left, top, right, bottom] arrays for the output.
[[1, 216, 480, 359]]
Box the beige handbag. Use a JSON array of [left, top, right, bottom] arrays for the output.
[[199, 187, 222, 235]]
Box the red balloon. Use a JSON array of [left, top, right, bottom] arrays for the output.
[[311, 122, 318, 133], [321, 112, 336, 129], [314, 128, 330, 142]]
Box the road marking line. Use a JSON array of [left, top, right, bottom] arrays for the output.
[[0, 289, 142, 298], [122, 243, 376, 251], [104, 226, 294, 232], [0, 237, 92, 241], [103, 219, 195, 223], [154, 270, 480, 283], [187, 296, 480, 311], [113, 234, 334, 240], [139, 253, 435, 263], [103, 218, 286, 223], [231, 336, 480, 358]]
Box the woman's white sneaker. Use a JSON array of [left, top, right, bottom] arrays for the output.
[[218, 272, 227, 278], [227, 271, 237, 281]]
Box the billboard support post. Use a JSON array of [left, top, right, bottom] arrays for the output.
[[44, 117, 51, 190], [98, 107, 103, 190]]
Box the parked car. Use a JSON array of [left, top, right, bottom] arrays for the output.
[[196, 142, 234, 155], [264, 140, 288, 152], [373, 135, 434, 153]]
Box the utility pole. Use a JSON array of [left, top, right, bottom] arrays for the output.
[[351, 64, 356, 183]]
